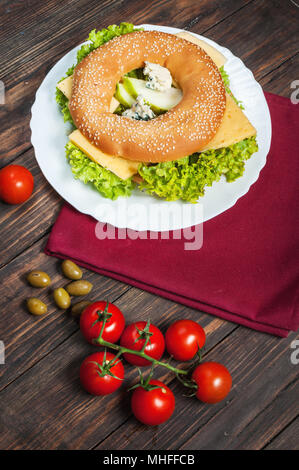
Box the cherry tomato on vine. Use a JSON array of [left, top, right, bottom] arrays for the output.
[[80, 351, 124, 396], [120, 321, 165, 366], [80, 301, 125, 345], [0, 165, 34, 204], [165, 319, 206, 361], [131, 379, 175, 425], [191, 362, 232, 403]]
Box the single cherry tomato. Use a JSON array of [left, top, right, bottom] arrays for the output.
[[191, 362, 232, 403], [165, 319, 206, 361], [120, 321, 165, 366], [80, 351, 124, 396], [0, 165, 34, 204], [80, 301, 125, 345], [131, 379, 175, 425]]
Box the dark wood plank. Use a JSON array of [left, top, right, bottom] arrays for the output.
[[0, 0, 253, 81], [265, 418, 299, 450], [0, 236, 130, 390], [0, 73, 44, 161], [220, 378, 299, 449], [0, 287, 236, 449], [0, 329, 128, 450], [194, 0, 299, 82], [0, 148, 61, 267], [0, 0, 123, 82], [260, 53, 299, 98], [179, 332, 299, 450], [0, 0, 298, 452], [0, 0, 253, 164], [96, 329, 298, 450]]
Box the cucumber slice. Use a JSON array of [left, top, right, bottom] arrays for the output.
[[115, 82, 135, 108], [122, 77, 182, 113]]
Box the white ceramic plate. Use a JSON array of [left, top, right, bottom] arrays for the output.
[[30, 24, 271, 231]]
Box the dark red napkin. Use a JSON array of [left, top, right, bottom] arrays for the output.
[[45, 92, 299, 337]]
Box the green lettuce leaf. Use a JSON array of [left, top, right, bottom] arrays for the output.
[[55, 88, 75, 126], [220, 65, 244, 109], [138, 137, 258, 203], [66, 142, 135, 200]]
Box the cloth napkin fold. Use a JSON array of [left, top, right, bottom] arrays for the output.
[[45, 92, 299, 337]]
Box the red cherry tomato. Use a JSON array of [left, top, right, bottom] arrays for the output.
[[120, 321, 165, 366], [191, 362, 232, 403], [165, 319, 206, 361], [80, 351, 124, 396], [131, 379, 175, 425], [0, 165, 34, 204], [80, 301, 125, 345]]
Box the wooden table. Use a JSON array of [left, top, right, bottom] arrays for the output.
[[0, 0, 298, 451]]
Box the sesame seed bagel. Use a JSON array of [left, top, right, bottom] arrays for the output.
[[69, 31, 226, 163]]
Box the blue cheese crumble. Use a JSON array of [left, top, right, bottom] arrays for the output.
[[143, 62, 172, 92], [122, 95, 156, 120]]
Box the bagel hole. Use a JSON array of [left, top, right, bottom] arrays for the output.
[[114, 65, 182, 120]]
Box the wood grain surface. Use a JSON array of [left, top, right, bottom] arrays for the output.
[[0, 0, 298, 450]]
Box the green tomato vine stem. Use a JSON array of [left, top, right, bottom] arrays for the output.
[[94, 335, 189, 376]]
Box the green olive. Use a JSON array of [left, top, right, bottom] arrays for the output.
[[27, 298, 47, 316], [71, 300, 91, 318], [27, 270, 51, 288], [65, 280, 93, 296], [61, 260, 82, 280], [53, 287, 71, 309]]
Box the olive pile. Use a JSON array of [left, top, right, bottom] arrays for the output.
[[26, 260, 93, 316]]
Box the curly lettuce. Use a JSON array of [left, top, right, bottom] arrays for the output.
[[220, 66, 244, 109], [66, 142, 134, 200], [138, 137, 258, 203], [55, 88, 75, 126]]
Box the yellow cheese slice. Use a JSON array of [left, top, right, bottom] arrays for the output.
[[57, 76, 120, 112], [69, 129, 141, 180], [58, 78, 134, 179], [57, 76, 73, 100], [201, 93, 256, 151], [175, 31, 226, 68]]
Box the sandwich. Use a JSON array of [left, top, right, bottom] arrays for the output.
[[56, 23, 258, 203]]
